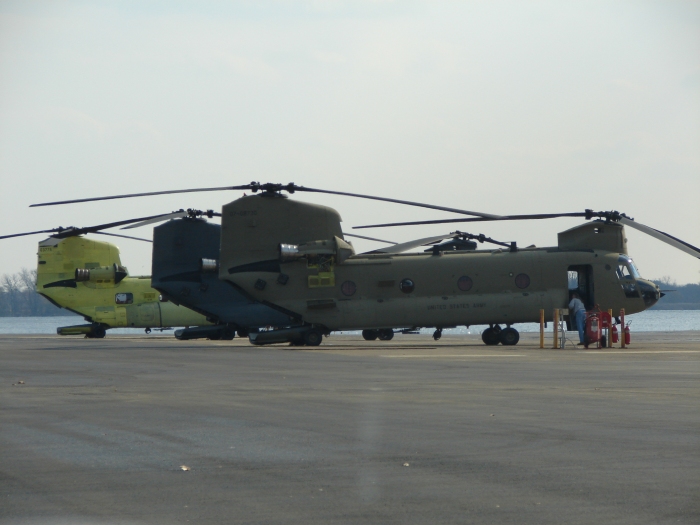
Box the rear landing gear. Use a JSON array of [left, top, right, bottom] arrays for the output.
[[303, 328, 323, 347], [362, 329, 378, 341], [362, 329, 394, 341], [433, 329, 442, 341], [85, 325, 106, 339], [220, 326, 236, 340]]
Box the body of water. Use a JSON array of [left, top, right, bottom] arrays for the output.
[[428, 309, 700, 335], [0, 317, 173, 335], [0, 310, 699, 336]]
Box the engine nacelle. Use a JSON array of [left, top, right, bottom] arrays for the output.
[[75, 263, 128, 284], [200, 258, 219, 273], [279, 236, 355, 263]]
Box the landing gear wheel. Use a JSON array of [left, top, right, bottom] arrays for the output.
[[481, 327, 500, 345], [88, 326, 106, 339], [499, 327, 520, 346], [207, 333, 221, 340], [362, 329, 378, 341], [378, 329, 394, 341], [433, 329, 442, 341], [303, 329, 323, 347], [220, 327, 235, 340], [236, 329, 249, 338]]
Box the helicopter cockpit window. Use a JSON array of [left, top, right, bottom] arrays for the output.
[[617, 255, 640, 298], [617, 255, 640, 280]]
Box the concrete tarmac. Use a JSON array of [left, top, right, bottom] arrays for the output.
[[1, 332, 699, 525]]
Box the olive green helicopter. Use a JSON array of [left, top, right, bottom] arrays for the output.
[[30, 182, 700, 346]]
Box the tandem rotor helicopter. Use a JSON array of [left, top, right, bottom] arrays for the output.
[[1, 209, 318, 340], [26, 182, 700, 346], [0, 216, 215, 337], [3, 206, 391, 341]]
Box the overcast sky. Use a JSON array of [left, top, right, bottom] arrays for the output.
[[1, 0, 698, 284]]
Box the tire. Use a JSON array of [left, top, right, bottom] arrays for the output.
[[499, 327, 520, 346], [236, 329, 249, 338], [90, 326, 106, 339], [221, 327, 235, 340], [378, 329, 394, 341], [362, 329, 378, 341], [303, 329, 323, 347], [481, 327, 500, 345]]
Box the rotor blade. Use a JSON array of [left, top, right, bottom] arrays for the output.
[[343, 233, 397, 245], [619, 217, 700, 259], [121, 210, 188, 230], [30, 185, 253, 207], [73, 213, 194, 235], [296, 186, 502, 219], [0, 228, 64, 240], [353, 212, 588, 229], [372, 234, 456, 254], [93, 232, 153, 243], [1, 212, 182, 240], [30, 180, 501, 219]]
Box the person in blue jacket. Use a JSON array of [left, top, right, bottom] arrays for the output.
[[569, 292, 587, 346]]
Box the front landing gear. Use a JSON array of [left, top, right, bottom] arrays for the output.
[[481, 325, 520, 346], [482, 326, 501, 345], [499, 327, 520, 346]]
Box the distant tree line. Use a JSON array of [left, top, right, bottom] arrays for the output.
[[651, 277, 700, 310], [0, 269, 75, 317]]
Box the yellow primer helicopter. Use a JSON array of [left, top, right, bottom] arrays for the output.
[[1, 217, 212, 338], [31, 182, 700, 346]]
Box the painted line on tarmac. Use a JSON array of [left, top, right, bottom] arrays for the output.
[[578, 350, 700, 354], [381, 354, 526, 358]]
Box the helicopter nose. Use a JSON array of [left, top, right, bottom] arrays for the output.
[[638, 280, 661, 308]]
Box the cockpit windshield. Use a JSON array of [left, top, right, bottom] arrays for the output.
[[617, 255, 641, 280]]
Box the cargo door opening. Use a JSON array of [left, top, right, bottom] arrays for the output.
[[568, 265, 594, 310]]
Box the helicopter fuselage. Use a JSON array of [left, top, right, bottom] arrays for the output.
[[226, 246, 658, 331], [37, 236, 211, 334], [217, 194, 660, 335]]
